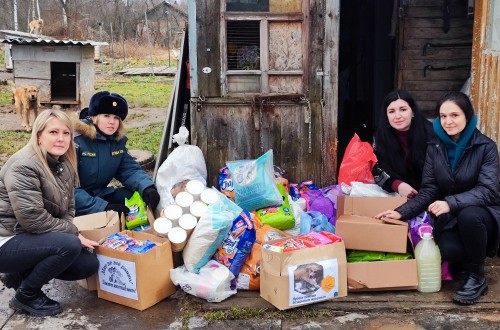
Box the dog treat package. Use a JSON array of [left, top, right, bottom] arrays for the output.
[[237, 224, 290, 290], [125, 191, 149, 230], [214, 210, 256, 278], [227, 150, 283, 211], [218, 166, 235, 200], [263, 231, 342, 253], [255, 184, 295, 230]]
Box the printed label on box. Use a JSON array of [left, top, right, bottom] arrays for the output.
[[288, 259, 339, 307], [97, 254, 138, 300]]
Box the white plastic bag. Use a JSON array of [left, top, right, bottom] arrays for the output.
[[170, 260, 236, 302], [183, 189, 242, 273], [349, 181, 399, 197], [156, 127, 207, 209]]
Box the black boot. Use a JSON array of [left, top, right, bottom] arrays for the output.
[[9, 286, 62, 317], [0, 273, 23, 290], [452, 263, 488, 305]]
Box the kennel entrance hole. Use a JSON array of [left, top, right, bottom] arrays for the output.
[[51, 62, 78, 104]]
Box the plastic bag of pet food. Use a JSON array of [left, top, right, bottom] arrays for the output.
[[299, 211, 335, 234], [170, 260, 236, 302], [264, 231, 342, 253], [183, 189, 241, 273], [214, 210, 256, 278], [124, 191, 149, 229], [255, 183, 295, 230], [227, 150, 282, 211], [218, 166, 235, 200], [302, 185, 343, 227], [237, 225, 290, 290]]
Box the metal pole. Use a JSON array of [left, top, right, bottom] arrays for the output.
[[110, 23, 115, 73], [166, 10, 171, 66], [144, 12, 155, 76], [121, 20, 126, 67], [13, 0, 18, 31]]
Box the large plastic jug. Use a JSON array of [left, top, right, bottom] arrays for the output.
[[415, 228, 441, 293]]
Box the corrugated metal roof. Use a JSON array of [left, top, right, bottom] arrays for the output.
[[0, 30, 107, 46]]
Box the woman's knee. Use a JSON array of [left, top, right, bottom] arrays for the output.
[[456, 206, 490, 229], [57, 233, 83, 258]]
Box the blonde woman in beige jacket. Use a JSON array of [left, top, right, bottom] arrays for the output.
[[0, 110, 99, 317]]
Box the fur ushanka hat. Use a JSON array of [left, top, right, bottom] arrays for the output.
[[87, 91, 128, 120]]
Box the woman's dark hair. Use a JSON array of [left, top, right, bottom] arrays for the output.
[[436, 91, 474, 122], [374, 90, 430, 187]]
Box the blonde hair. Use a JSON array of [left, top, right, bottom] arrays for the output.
[[29, 110, 79, 185]]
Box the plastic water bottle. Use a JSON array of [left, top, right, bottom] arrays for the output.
[[415, 228, 441, 293]]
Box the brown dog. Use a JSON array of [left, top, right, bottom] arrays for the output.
[[12, 85, 41, 131], [28, 19, 44, 36], [294, 263, 322, 293]]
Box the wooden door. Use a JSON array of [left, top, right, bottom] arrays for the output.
[[471, 0, 500, 143]]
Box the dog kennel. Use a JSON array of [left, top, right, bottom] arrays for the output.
[[0, 30, 107, 108]]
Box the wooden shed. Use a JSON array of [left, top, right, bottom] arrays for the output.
[[163, 0, 489, 187], [0, 30, 107, 108]]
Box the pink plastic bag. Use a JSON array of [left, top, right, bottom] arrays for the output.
[[338, 134, 377, 186]]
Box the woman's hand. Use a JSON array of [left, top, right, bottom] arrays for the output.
[[397, 183, 418, 199], [79, 234, 99, 250], [428, 200, 450, 217], [374, 210, 402, 220]]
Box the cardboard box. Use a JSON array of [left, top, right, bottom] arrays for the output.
[[74, 211, 122, 291], [260, 241, 347, 310], [347, 258, 418, 292], [95, 230, 176, 310], [346, 237, 418, 292], [336, 196, 409, 253]]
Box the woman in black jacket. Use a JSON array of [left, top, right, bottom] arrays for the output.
[[376, 91, 500, 305], [372, 90, 434, 198]]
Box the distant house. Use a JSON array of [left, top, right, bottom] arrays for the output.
[[0, 30, 107, 108], [136, 0, 187, 49]]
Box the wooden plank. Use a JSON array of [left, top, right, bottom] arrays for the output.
[[401, 80, 464, 91], [470, 0, 488, 117], [403, 17, 474, 29], [399, 59, 471, 70], [196, 0, 221, 97], [405, 5, 468, 18], [279, 104, 304, 181], [268, 76, 302, 93], [13, 60, 50, 79], [320, 0, 339, 185], [269, 21, 303, 71], [401, 48, 471, 60], [402, 69, 470, 81], [406, 0, 465, 6], [404, 37, 473, 50], [404, 26, 473, 39]]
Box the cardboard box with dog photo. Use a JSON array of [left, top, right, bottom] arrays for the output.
[[260, 233, 347, 310], [95, 230, 176, 311], [73, 211, 123, 291]]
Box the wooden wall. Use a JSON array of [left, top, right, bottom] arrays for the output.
[[397, 0, 473, 117], [191, 0, 338, 187]]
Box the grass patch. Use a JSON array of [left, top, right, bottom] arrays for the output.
[[0, 84, 12, 105], [95, 75, 173, 108], [202, 307, 335, 321], [125, 122, 163, 154], [0, 129, 30, 155]]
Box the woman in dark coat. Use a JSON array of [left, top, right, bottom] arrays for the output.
[[372, 90, 434, 198], [73, 91, 160, 216], [376, 91, 500, 305]]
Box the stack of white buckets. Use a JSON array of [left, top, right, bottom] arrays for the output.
[[153, 179, 218, 252]]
